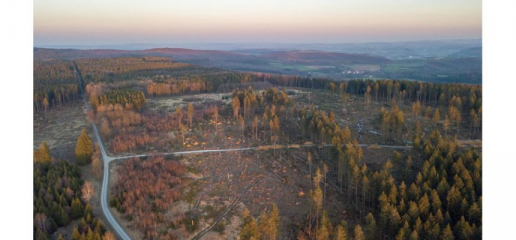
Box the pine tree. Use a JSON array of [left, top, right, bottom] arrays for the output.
[[213, 106, 219, 130], [334, 224, 347, 240], [354, 225, 365, 240], [35, 228, 49, 240], [395, 228, 407, 240], [34, 141, 51, 163], [176, 106, 182, 125], [75, 129, 93, 165], [258, 210, 269, 239], [316, 218, 330, 240], [329, 82, 336, 97], [307, 151, 313, 182], [432, 109, 440, 127], [418, 193, 430, 217], [87, 229, 95, 240], [268, 203, 281, 239], [187, 103, 195, 126], [42, 97, 49, 113], [252, 116, 259, 139], [240, 208, 260, 240], [364, 213, 377, 240], [71, 198, 84, 219], [232, 97, 241, 119], [91, 152, 102, 179], [72, 227, 81, 240], [409, 230, 419, 240], [442, 224, 454, 240]]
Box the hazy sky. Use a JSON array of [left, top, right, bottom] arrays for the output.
[[34, 0, 482, 46]]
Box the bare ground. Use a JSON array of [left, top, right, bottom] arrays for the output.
[[33, 102, 91, 161]]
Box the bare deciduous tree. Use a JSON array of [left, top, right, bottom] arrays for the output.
[[81, 182, 95, 202]]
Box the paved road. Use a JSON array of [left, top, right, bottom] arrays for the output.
[[74, 65, 131, 240]]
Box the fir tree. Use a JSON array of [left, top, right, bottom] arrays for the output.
[[334, 224, 347, 240], [354, 225, 365, 240], [34, 141, 51, 163], [75, 129, 93, 165]]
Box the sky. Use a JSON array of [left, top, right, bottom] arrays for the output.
[[34, 0, 482, 46]]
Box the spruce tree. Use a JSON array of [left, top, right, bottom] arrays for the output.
[[364, 213, 377, 240], [187, 103, 195, 126], [334, 224, 347, 240], [75, 129, 93, 165], [268, 204, 281, 240], [34, 141, 51, 163], [354, 225, 365, 240], [442, 224, 454, 240], [71, 198, 84, 219], [72, 227, 81, 240], [35, 228, 49, 240]]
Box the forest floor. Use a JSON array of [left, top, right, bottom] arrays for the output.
[[106, 147, 387, 239], [33, 102, 91, 161], [101, 88, 480, 158]]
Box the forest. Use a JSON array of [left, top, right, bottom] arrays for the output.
[[33, 158, 110, 240], [33, 127, 113, 240], [110, 156, 186, 239], [283, 129, 481, 240], [34, 55, 481, 240], [33, 60, 80, 112]]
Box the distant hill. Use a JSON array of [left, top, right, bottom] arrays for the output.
[[261, 50, 391, 64], [34, 47, 481, 84], [137, 48, 238, 56], [450, 47, 482, 58]]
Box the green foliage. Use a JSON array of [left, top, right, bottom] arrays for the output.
[[75, 129, 93, 165], [33, 60, 79, 112], [334, 224, 348, 240], [71, 198, 84, 219], [34, 160, 107, 239], [34, 141, 51, 164], [239, 208, 260, 240], [258, 203, 282, 240], [96, 88, 146, 110], [354, 225, 365, 240]]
